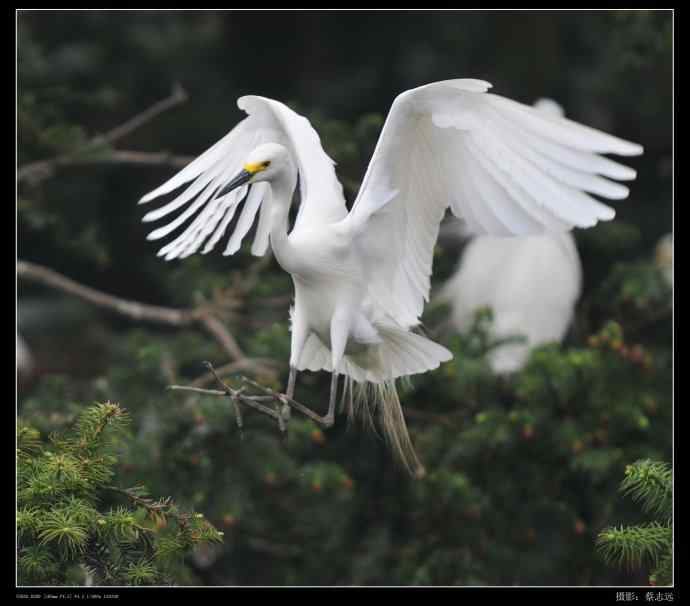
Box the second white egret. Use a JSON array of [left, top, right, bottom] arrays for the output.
[[437, 98, 584, 375]]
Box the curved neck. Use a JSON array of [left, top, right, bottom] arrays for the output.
[[268, 167, 298, 249]]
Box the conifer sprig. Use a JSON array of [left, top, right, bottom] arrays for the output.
[[597, 460, 673, 586], [620, 460, 672, 519], [17, 402, 223, 586]]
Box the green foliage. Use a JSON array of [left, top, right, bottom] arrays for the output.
[[620, 460, 672, 519], [18, 11, 671, 586], [17, 403, 223, 586], [597, 460, 673, 586]]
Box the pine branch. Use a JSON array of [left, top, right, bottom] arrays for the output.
[[596, 460, 673, 585], [621, 460, 673, 519], [17, 402, 224, 586], [596, 522, 671, 570]]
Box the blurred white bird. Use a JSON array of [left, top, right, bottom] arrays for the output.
[[437, 98, 584, 374], [139, 79, 642, 473], [439, 232, 582, 374], [16, 332, 34, 378]]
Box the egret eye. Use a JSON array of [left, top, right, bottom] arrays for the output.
[[262, 161, 271, 168]]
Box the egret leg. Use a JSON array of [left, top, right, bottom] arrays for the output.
[[346, 378, 353, 419], [323, 372, 337, 427], [325, 305, 352, 428], [286, 366, 297, 400]]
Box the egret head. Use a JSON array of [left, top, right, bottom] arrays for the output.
[[219, 143, 291, 195]]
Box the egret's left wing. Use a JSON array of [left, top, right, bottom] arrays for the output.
[[340, 79, 642, 327], [139, 96, 347, 261]]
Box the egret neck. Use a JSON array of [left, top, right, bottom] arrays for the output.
[[267, 166, 298, 264]]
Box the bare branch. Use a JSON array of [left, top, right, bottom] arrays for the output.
[[168, 386, 228, 397], [18, 84, 190, 184], [97, 82, 188, 147], [17, 259, 274, 377], [18, 150, 194, 183], [189, 359, 279, 388], [103, 150, 193, 168], [239, 376, 332, 428], [168, 362, 335, 437], [195, 312, 245, 363], [17, 260, 189, 325]]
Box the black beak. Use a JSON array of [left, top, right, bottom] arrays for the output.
[[218, 169, 254, 197]]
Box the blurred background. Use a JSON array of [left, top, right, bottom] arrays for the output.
[[17, 10, 672, 586]]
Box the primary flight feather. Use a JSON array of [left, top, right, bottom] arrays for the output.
[[138, 79, 642, 474]]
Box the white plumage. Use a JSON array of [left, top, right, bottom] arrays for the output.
[[439, 231, 582, 374], [138, 80, 642, 472], [437, 98, 585, 374], [17, 332, 34, 378]]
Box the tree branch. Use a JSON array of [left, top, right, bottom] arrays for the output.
[[18, 84, 190, 184], [169, 362, 335, 434], [17, 260, 274, 378], [189, 358, 278, 388], [96, 82, 188, 147], [18, 260, 189, 325]]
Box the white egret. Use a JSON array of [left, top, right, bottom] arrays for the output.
[[138, 79, 642, 473], [437, 98, 584, 374], [439, 231, 582, 374], [17, 332, 34, 379]]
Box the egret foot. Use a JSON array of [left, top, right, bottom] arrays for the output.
[[240, 375, 337, 430], [168, 362, 339, 435]]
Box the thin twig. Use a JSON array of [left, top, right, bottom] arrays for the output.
[[240, 376, 330, 428], [18, 84, 190, 184], [17, 259, 273, 376], [168, 385, 279, 419], [97, 83, 188, 147], [168, 386, 228, 397], [18, 150, 194, 183], [104, 485, 196, 528], [189, 359, 278, 388], [168, 362, 333, 434]]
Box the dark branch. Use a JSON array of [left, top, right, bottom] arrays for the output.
[[168, 362, 336, 434], [17, 260, 275, 377], [18, 84, 190, 184], [97, 82, 188, 147]]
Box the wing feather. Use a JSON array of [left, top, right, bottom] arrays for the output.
[[249, 183, 272, 256], [138, 97, 346, 260], [341, 79, 642, 328]]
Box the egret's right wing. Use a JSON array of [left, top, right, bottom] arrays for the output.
[[340, 79, 642, 327], [139, 96, 347, 261]]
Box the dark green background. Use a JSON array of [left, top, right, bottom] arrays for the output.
[[18, 10, 673, 586]]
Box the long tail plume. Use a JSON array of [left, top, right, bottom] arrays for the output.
[[344, 377, 426, 478]]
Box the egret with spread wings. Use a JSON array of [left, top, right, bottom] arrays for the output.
[[138, 79, 642, 474]]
